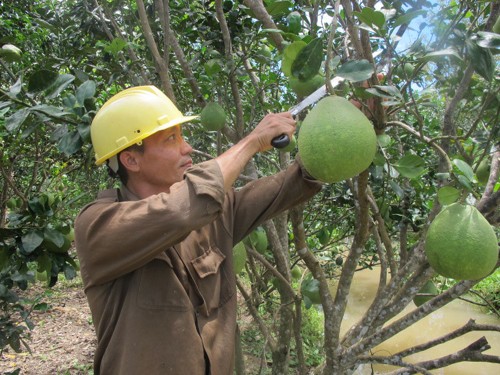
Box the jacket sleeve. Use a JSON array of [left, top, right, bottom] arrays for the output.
[[74, 159, 225, 288], [226, 157, 323, 245]]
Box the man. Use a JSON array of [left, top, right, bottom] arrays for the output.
[[74, 85, 322, 374]]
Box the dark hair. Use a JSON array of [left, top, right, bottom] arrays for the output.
[[107, 143, 145, 185]]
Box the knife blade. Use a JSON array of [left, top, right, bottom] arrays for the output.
[[271, 76, 345, 148]]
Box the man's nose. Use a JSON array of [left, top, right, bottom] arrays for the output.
[[182, 138, 193, 154]]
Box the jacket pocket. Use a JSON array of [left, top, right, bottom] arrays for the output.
[[136, 259, 191, 311], [191, 246, 235, 311], [191, 246, 226, 278]]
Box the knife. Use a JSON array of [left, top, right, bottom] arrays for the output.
[[271, 76, 345, 148]]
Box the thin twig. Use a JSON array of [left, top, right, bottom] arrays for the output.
[[387, 120, 452, 171]]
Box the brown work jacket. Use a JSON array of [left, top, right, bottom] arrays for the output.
[[74, 158, 322, 375]]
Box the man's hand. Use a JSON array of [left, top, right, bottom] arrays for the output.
[[215, 112, 296, 191], [249, 112, 297, 153]]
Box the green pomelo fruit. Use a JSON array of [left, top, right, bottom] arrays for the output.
[[65, 227, 75, 242], [249, 228, 268, 254], [403, 63, 414, 77], [233, 242, 247, 274], [394, 63, 414, 79], [413, 280, 439, 307], [425, 203, 498, 280], [254, 230, 268, 254], [44, 236, 71, 254], [290, 74, 323, 97], [298, 96, 377, 183], [36, 271, 48, 282], [317, 227, 330, 245], [271, 277, 280, 289], [287, 11, 302, 34], [200, 102, 226, 131], [6, 197, 19, 210], [0, 44, 22, 62], [291, 266, 302, 280], [280, 134, 297, 153], [476, 159, 490, 185], [300, 278, 321, 305]]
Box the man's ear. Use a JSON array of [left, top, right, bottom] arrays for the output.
[[119, 150, 140, 172]]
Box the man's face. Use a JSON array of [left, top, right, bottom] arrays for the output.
[[129, 126, 193, 194]]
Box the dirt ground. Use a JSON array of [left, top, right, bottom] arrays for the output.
[[0, 279, 96, 375]]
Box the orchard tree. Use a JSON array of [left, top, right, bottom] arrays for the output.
[[1, 0, 499, 374]]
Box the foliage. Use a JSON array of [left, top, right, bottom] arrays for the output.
[[0, 0, 499, 373]]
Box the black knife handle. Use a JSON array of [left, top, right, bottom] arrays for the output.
[[271, 134, 290, 148]]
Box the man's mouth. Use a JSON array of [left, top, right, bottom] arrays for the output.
[[181, 159, 193, 169]]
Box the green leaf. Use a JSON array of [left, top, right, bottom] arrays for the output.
[[394, 154, 426, 179], [466, 38, 494, 81], [58, 130, 83, 156], [78, 123, 91, 143], [31, 104, 73, 119], [5, 108, 30, 133], [291, 37, 323, 81], [366, 85, 403, 100], [282, 41, 307, 77], [393, 10, 427, 28], [76, 80, 96, 106], [37, 253, 52, 274], [457, 175, 473, 191], [104, 38, 127, 56], [33, 303, 50, 312], [437, 186, 460, 205], [472, 32, 500, 50], [423, 48, 462, 62], [389, 180, 405, 198], [204, 59, 222, 77], [266, 1, 292, 16], [28, 69, 59, 92], [372, 152, 385, 166], [336, 59, 374, 82], [44, 228, 66, 248], [453, 159, 474, 181], [22, 230, 44, 254], [63, 264, 77, 280], [0, 248, 10, 270], [45, 74, 75, 100], [28, 197, 46, 215], [377, 134, 391, 147], [354, 8, 385, 30]]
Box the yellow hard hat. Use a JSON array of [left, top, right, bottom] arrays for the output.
[[90, 85, 199, 165]]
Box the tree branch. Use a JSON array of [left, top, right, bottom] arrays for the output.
[[289, 204, 337, 370], [388, 336, 500, 374], [236, 277, 276, 350], [93, 0, 150, 85], [477, 146, 500, 225], [157, 0, 205, 108], [135, 0, 175, 100], [394, 319, 500, 359], [215, 0, 245, 138], [243, 0, 285, 51], [387, 120, 452, 171]]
